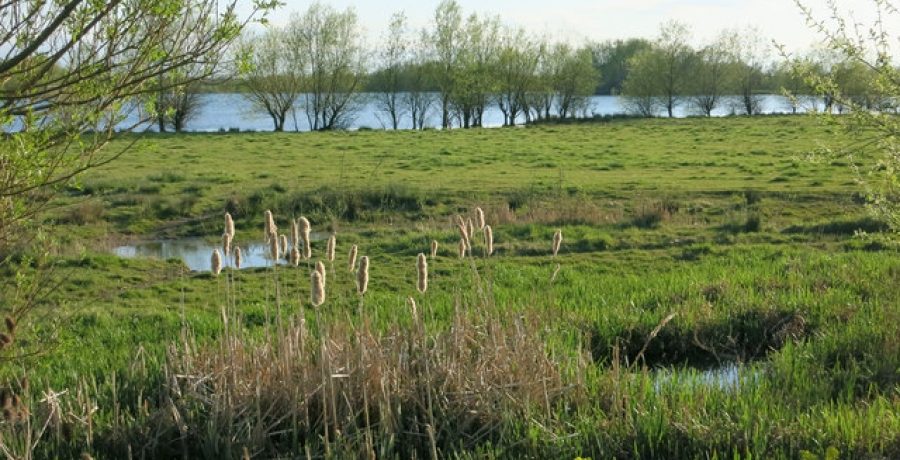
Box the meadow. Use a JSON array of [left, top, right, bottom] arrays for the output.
[[3, 115, 898, 458]]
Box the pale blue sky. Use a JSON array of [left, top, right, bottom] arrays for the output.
[[244, 1, 896, 52]]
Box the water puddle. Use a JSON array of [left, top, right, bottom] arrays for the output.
[[653, 363, 761, 391], [113, 233, 327, 271]]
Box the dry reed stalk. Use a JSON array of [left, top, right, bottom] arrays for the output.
[[416, 253, 428, 294], [222, 232, 232, 255], [233, 246, 242, 269], [484, 225, 493, 256], [290, 247, 301, 267], [326, 234, 336, 262], [280, 234, 288, 259], [552, 229, 563, 257], [466, 218, 475, 241], [311, 271, 325, 307], [348, 244, 358, 272], [458, 239, 466, 259], [225, 212, 235, 237], [357, 256, 369, 295], [316, 261, 326, 287], [430, 240, 439, 258], [475, 207, 485, 230], [211, 249, 222, 275], [454, 214, 466, 228]]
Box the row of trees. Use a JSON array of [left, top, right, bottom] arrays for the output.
[[157, 2, 893, 132], [239, 1, 598, 131], [615, 21, 893, 117]]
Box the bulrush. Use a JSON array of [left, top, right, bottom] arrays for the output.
[[431, 240, 439, 258], [316, 261, 327, 287], [416, 253, 428, 294], [457, 223, 470, 250], [348, 244, 358, 272], [291, 220, 299, 250], [279, 234, 288, 259], [224, 212, 235, 237], [458, 239, 466, 258], [211, 249, 222, 276], [268, 230, 279, 260], [222, 232, 232, 255], [407, 297, 418, 321], [311, 271, 325, 307], [264, 210, 276, 236], [484, 225, 494, 256], [326, 234, 336, 262], [290, 247, 301, 267], [234, 246, 242, 269], [299, 216, 312, 259], [552, 229, 563, 257], [475, 207, 485, 229], [357, 256, 369, 295]]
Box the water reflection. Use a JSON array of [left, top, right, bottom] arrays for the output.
[[113, 234, 326, 271]]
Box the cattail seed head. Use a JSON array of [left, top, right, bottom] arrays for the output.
[[475, 207, 485, 229], [416, 253, 428, 294], [222, 232, 232, 255], [316, 260, 326, 287], [298, 216, 311, 257], [458, 239, 466, 259], [311, 271, 325, 307], [268, 230, 279, 260], [552, 229, 563, 257], [211, 249, 222, 275], [264, 210, 276, 235], [457, 223, 470, 249], [291, 220, 299, 250], [4, 317, 15, 334], [407, 297, 418, 321], [224, 212, 235, 237], [290, 247, 301, 267], [357, 256, 369, 295], [326, 234, 336, 262], [279, 234, 288, 259], [430, 240, 439, 258], [348, 244, 358, 272], [484, 225, 494, 256], [233, 246, 242, 269]]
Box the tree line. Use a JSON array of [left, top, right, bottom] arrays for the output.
[[162, 1, 893, 131], [234, 0, 597, 131]]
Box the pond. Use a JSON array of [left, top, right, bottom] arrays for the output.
[[113, 233, 328, 271], [653, 363, 762, 391]]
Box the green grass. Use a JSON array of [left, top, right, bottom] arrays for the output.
[[3, 116, 898, 458]]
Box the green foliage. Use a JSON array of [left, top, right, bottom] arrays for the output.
[[791, 1, 900, 232]]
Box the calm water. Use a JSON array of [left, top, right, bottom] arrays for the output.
[[114, 233, 327, 271], [653, 363, 760, 391], [124, 93, 820, 133]]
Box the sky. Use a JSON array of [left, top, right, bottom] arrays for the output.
[[241, 0, 898, 53]]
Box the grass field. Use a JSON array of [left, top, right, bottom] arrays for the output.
[[3, 115, 898, 458]]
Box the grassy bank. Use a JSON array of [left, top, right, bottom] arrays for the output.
[[2, 116, 897, 458]]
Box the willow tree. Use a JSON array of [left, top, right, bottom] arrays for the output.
[[792, 0, 900, 230], [0, 0, 274, 354]]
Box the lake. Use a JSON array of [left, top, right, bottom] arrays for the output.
[[127, 93, 821, 133]]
